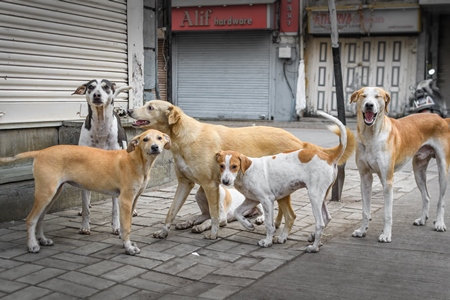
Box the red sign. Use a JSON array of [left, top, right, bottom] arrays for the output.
[[172, 4, 273, 31], [280, 0, 299, 33]]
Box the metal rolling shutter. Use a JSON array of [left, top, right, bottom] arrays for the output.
[[438, 15, 450, 114], [175, 31, 271, 120], [0, 0, 128, 126]]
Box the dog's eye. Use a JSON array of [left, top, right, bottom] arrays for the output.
[[143, 137, 149, 142], [103, 86, 110, 91], [219, 164, 225, 170], [148, 106, 154, 111], [231, 165, 238, 170], [88, 85, 95, 90], [157, 136, 162, 140]]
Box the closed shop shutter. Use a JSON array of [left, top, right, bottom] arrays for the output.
[[175, 31, 271, 120], [158, 38, 167, 102], [438, 15, 450, 114], [0, 0, 128, 126]]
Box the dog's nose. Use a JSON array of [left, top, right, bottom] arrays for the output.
[[222, 179, 230, 185], [151, 144, 159, 152], [127, 109, 133, 116], [365, 102, 374, 110]]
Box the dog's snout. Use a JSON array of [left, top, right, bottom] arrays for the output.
[[222, 179, 230, 186], [127, 109, 134, 116], [151, 144, 160, 152], [365, 102, 374, 111]]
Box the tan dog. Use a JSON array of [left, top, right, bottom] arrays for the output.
[[0, 129, 170, 255], [128, 100, 317, 241], [216, 111, 355, 252], [350, 87, 450, 243]]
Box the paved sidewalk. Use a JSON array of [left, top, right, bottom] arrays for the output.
[[0, 165, 428, 299]]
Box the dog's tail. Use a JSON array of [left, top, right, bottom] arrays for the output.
[[316, 111, 356, 166], [113, 86, 132, 98], [0, 151, 40, 164]]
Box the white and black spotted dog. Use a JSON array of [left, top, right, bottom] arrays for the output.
[[72, 79, 132, 235]]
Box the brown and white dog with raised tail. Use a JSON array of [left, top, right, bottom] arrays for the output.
[[350, 87, 450, 243], [216, 111, 355, 252], [0, 129, 170, 255]]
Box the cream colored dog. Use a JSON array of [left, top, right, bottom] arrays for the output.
[[216, 111, 355, 252], [128, 100, 313, 241], [0, 129, 170, 255], [175, 185, 264, 233], [350, 87, 450, 243]]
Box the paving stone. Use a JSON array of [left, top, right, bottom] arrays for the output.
[[0, 257, 23, 269], [101, 265, 147, 282], [16, 268, 67, 285], [140, 270, 193, 287], [172, 281, 217, 297], [197, 248, 242, 262], [0, 246, 29, 259], [0, 278, 28, 293], [164, 243, 200, 257], [90, 244, 125, 259], [136, 248, 176, 261], [154, 257, 198, 275], [68, 241, 113, 255], [13, 248, 60, 263], [52, 252, 102, 265], [34, 257, 85, 271], [198, 284, 242, 300], [39, 277, 97, 298], [124, 277, 178, 294], [88, 284, 138, 300], [212, 267, 265, 279], [200, 274, 255, 287], [141, 240, 178, 252], [78, 260, 123, 276], [58, 271, 116, 290], [183, 252, 231, 268], [250, 258, 286, 272], [0, 286, 52, 300], [177, 263, 217, 280], [158, 295, 198, 300], [38, 292, 81, 300], [0, 263, 43, 280], [229, 257, 261, 269], [124, 290, 164, 300], [111, 253, 163, 269]]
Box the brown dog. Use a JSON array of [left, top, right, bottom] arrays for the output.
[[128, 100, 351, 242], [350, 87, 450, 243], [0, 129, 170, 255]]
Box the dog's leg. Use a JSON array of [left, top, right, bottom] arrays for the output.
[[203, 185, 222, 239], [258, 198, 275, 248], [305, 189, 328, 253], [153, 180, 195, 239], [379, 173, 394, 243], [254, 203, 265, 225], [35, 185, 63, 248], [434, 155, 448, 232], [111, 197, 120, 235], [79, 189, 91, 235], [412, 155, 431, 226], [273, 196, 296, 244], [352, 172, 373, 238], [235, 198, 259, 231], [175, 187, 209, 230], [119, 194, 140, 255]]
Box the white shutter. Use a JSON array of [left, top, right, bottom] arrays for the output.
[[175, 31, 271, 120], [0, 0, 128, 126]]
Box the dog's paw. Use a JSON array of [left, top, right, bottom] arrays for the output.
[[203, 231, 218, 240], [304, 245, 320, 253], [352, 228, 367, 238], [273, 235, 287, 244], [434, 221, 447, 232], [153, 229, 168, 239], [124, 241, 140, 256], [79, 228, 91, 235], [27, 243, 40, 253], [175, 221, 193, 230], [378, 232, 391, 243], [112, 228, 120, 235], [132, 209, 138, 217], [38, 237, 54, 246], [258, 238, 273, 248], [191, 225, 206, 233], [413, 217, 427, 226], [254, 215, 265, 225], [308, 233, 315, 243]]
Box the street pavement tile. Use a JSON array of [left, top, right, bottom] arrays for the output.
[[140, 270, 193, 287], [198, 284, 242, 300], [183, 252, 231, 268], [143, 240, 179, 252], [124, 290, 164, 300], [111, 253, 163, 269], [0, 263, 43, 280], [133, 248, 175, 261], [16, 267, 66, 285], [13, 248, 60, 263], [58, 271, 116, 290], [101, 265, 147, 282], [38, 278, 97, 298], [0, 230, 26, 242], [249, 247, 299, 261], [0, 278, 28, 293], [205, 239, 241, 252], [34, 257, 86, 271], [0, 246, 29, 259], [167, 234, 218, 247], [176, 263, 217, 280], [38, 292, 79, 300], [77, 260, 123, 276], [51, 252, 102, 265], [0, 257, 23, 269], [196, 248, 242, 262], [172, 281, 217, 297], [88, 284, 138, 300], [200, 274, 255, 287], [124, 277, 178, 294], [250, 258, 287, 272], [68, 241, 112, 256], [154, 257, 198, 275], [89, 244, 125, 259], [228, 256, 261, 269], [212, 267, 265, 279], [164, 243, 200, 257], [0, 285, 52, 300]]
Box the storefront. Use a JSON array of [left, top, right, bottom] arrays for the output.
[[304, 4, 420, 117], [171, 0, 300, 121]]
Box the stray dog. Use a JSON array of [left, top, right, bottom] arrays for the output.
[[175, 185, 264, 233], [128, 100, 312, 241], [0, 130, 170, 255], [216, 111, 355, 252], [350, 87, 450, 243], [72, 79, 132, 235]]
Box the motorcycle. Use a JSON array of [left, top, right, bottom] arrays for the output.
[[409, 69, 447, 117]]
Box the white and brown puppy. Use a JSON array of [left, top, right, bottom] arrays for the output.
[[0, 129, 170, 255], [175, 185, 264, 233], [72, 79, 132, 235], [350, 87, 450, 243], [216, 111, 355, 252]]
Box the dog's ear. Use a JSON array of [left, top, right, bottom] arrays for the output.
[[215, 151, 223, 162], [111, 82, 116, 93], [72, 84, 87, 95], [239, 154, 252, 175], [167, 106, 181, 125], [163, 134, 171, 150], [127, 138, 139, 153], [384, 90, 391, 113], [349, 89, 361, 104]]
